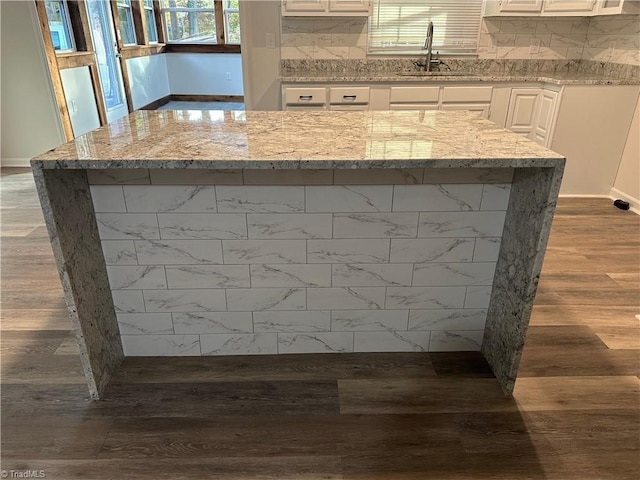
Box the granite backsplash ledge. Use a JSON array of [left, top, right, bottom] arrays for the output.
[[281, 58, 640, 82]]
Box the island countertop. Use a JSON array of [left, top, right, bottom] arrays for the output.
[[32, 110, 564, 170]]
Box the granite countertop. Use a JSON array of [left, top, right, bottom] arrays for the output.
[[31, 110, 564, 170], [279, 71, 637, 85]]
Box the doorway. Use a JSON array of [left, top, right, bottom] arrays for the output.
[[86, 0, 129, 123]]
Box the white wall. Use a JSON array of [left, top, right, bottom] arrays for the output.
[[166, 53, 243, 96], [60, 67, 101, 137], [240, 0, 281, 110], [1, 0, 65, 166], [611, 95, 640, 210], [127, 54, 171, 110]]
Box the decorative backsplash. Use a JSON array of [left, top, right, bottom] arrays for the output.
[[88, 168, 513, 357], [280, 14, 640, 67]]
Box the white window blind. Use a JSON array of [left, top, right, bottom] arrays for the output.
[[369, 0, 484, 54]]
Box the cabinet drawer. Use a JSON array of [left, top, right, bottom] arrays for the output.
[[442, 86, 493, 103], [330, 86, 370, 104], [284, 87, 327, 105], [389, 86, 440, 103]]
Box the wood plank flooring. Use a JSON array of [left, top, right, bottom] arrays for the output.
[[1, 167, 638, 480]]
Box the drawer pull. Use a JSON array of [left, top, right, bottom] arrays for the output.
[[299, 95, 313, 102], [343, 95, 357, 102]]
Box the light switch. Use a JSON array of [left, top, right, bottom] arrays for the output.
[[529, 39, 540, 54]]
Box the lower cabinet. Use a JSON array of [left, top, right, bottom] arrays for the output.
[[505, 87, 560, 147]]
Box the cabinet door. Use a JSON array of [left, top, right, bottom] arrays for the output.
[[389, 104, 439, 111], [500, 0, 543, 12], [282, 0, 328, 14], [532, 90, 558, 147], [328, 0, 371, 13], [506, 89, 540, 136], [543, 0, 596, 13]]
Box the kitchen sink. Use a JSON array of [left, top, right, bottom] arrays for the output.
[[399, 71, 478, 77]]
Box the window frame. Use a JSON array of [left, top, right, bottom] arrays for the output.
[[159, 0, 241, 51], [143, 0, 159, 43], [44, 0, 77, 53], [367, 0, 484, 56], [116, 0, 138, 46]]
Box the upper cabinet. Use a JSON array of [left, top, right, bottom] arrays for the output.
[[483, 0, 637, 15], [282, 0, 372, 16]]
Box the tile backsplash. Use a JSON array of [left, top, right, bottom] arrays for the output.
[[89, 168, 514, 356], [280, 14, 639, 66]]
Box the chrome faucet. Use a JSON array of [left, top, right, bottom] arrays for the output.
[[414, 21, 438, 72]]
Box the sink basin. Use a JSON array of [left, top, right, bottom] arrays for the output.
[[399, 72, 477, 77]]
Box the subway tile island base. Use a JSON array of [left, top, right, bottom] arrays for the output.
[[31, 110, 565, 399]]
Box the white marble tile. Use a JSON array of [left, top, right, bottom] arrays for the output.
[[422, 168, 514, 184], [112, 290, 145, 313], [247, 214, 332, 239], [121, 334, 201, 356], [165, 265, 250, 288], [465, 286, 492, 309], [307, 239, 390, 263], [117, 313, 173, 335], [123, 186, 217, 213], [158, 213, 247, 240], [333, 169, 422, 185], [173, 312, 253, 334], [96, 213, 160, 240], [354, 331, 431, 352], [307, 287, 385, 310], [331, 310, 408, 331], [386, 287, 466, 310], [135, 240, 223, 265], [332, 213, 418, 238], [201, 333, 278, 355], [216, 186, 305, 213], [222, 240, 306, 264], [243, 169, 333, 185], [393, 185, 483, 212], [149, 169, 242, 185], [306, 186, 393, 213], [412, 262, 497, 287], [418, 211, 507, 238], [90, 186, 126, 212], [144, 289, 227, 312], [101, 240, 137, 265], [429, 330, 484, 352], [474, 237, 502, 262], [408, 309, 487, 331], [87, 169, 150, 185], [481, 184, 512, 211], [226, 288, 306, 311], [332, 264, 413, 287], [390, 238, 475, 263], [106, 266, 167, 290], [278, 332, 354, 354], [250, 264, 331, 287], [254, 311, 331, 332]]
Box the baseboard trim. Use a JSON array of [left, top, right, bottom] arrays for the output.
[[609, 187, 640, 215], [139, 95, 172, 111], [169, 94, 244, 103], [1, 158, 32, 168]]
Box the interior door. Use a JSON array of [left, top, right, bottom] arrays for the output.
[[86, 0, 129, 123]]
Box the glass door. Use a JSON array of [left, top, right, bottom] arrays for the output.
[[86, 0, 129, 123]]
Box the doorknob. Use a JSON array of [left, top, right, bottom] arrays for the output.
[[115, 53, 122, 58]]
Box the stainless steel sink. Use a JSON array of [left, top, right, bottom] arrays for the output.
[[399, 72, 478, 77]]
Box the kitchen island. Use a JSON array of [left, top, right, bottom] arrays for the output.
[[31, 109, 565, 399]]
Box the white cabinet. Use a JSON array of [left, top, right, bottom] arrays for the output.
[[441, 86, 493, 119], [595, 0, 640, 14], [283, 86, 327, 110], [500, 0, 543, 12], [505, 87, 560, 147], [329, 86, 370, 109], [389, 86, 440, 110], [542, 0, 597, 15], [282, 0, 371, 16]]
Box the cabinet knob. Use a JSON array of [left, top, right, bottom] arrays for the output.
[[299, 95, 313, 101]]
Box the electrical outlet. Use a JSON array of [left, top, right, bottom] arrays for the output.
[[225, 72, 231, 81], [266, 33, 275, 49], [70, 100, 77, 113], [487, 38, 497, 54], [530, 38, 540, 54]]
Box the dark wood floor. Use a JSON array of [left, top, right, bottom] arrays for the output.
[[1, 167, 638, 480]]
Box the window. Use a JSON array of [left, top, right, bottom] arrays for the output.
[[161, 0, 240, 44], [144, 0, 159, 43], [44, 0, 75, 52], [368, 0, 483, 55], [117, 0, 137, 45]]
